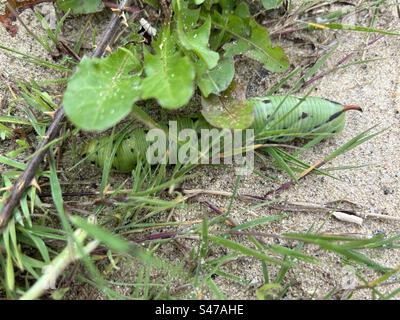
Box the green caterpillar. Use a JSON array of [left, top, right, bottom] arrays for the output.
[[251, 96, 361, 141], [82, 96, 362, 172]]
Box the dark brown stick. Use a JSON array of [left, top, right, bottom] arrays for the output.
[[92, 0, 137, 58], [0, 0, 135, 231]]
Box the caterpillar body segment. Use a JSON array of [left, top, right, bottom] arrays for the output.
[[82, 128, 150, 172], [82, 118, 212, 172], [251, 96, 361, 142]]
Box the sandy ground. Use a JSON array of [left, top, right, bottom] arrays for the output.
[[0, 1, 399, 299]]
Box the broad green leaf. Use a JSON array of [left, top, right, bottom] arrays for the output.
[[196, 57, 235, 97], [56, 0, 104, 14], [141, 28, 195, 109], [179, 4, 201, 27], [143, 0, 160, 8], [209, 11, 249, 50], [64, 48, 141, 131], [201, 83, 254, 129], [232, 215, 286, 231], [174, 0, 219, 69], [218, 0, 236, 12], [284, 233, 390, 272], [261, 0, 283, 10], [223, 20, 289, 72], [235, 2, 251, 18]]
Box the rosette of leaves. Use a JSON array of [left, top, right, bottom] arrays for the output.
[[63, 0, 289, 132]]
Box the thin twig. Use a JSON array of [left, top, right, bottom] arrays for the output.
[[302, 35, 384, 89], [0, 0, 135, 232], [58, 36, 82, 61]]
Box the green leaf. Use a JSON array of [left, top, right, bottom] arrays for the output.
[[201, 82, 254, 129], [206, 277, 226, 299], [256, 283, 282, 300], [174, 0, 219, 69], [269, 244, 317, 263], [196, 57, 235, 97], [0, 156, 26, 170], [218, 0, 236, 12], [261, 0, 283, 10], [232, 215, 286, 231], [51, 288, 70, 300], [71, 216, 132, 253], [56, 0, 104, 14], [307, 22, 400, 36], [6, 252, 15, 291], [223, 20, 289, 72], [235, 2, 251, 19], [209, 236, 285, 266], [141, 28, 195, 109], [209, 12, 249, 50], [64, 48, 142, 131], [284, 233, 390, 272]]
